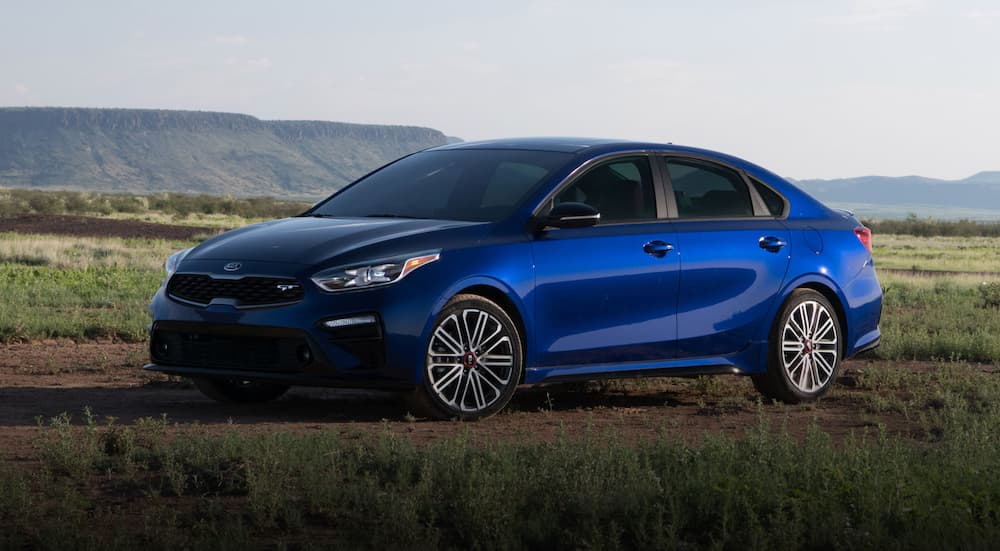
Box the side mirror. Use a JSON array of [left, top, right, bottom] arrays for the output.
[[543, 202, 600, 229]]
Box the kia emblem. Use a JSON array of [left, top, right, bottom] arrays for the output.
[[223, 262, 242, 272]]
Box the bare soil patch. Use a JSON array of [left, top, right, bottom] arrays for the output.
[[0, 214, 218, 240], [0, 341, 933, 463]]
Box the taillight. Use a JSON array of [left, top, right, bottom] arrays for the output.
[[854, 226, 872, 253]]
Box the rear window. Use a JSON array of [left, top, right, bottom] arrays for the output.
[[666, 159, 754, 218], [752, 178, 787, 217]]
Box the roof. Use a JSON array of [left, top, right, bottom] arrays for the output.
[[429, 137, 771, 180], [432, 137, 641, 153]]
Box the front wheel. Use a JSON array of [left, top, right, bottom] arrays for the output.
[[752, 289, 842, 403], [407, 294, 523, 420], [192, 378, 290, 403]]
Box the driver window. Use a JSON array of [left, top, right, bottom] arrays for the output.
[[553, 157, 655, 222]]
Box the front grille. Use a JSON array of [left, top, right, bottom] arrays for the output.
[[151, 330, 311, 372], [167, 274, 304, 307]]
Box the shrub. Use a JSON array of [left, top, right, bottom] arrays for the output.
[[980, 281, 1000, 308]]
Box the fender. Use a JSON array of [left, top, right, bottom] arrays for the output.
[[414, 275, 534, 383]]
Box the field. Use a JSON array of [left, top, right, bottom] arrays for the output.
[[1, 196, 999, 549]]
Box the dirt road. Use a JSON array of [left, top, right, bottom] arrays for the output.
[[0, 340, 922, 463]]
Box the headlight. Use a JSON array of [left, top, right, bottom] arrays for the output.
[[165, 248, 193, 277], [311, 251, 440, 292]]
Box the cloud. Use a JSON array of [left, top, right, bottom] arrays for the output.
[[224, 56, 272, 71], [609, 58, 690, 88], [815, 0, 925, 28], [964, 9, 1000, 20], [14, 83, 30, 95], [214, 35, 249, 46]]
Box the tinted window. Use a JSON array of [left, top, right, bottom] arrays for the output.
[[752, 178, 786, 217], [312, 150, 573, 222], [666, 159, 754, 218], [553, 157, 656, 222]]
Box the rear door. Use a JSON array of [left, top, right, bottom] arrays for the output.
[[660, 156, 791, 358], [531, 155, 679, 367]]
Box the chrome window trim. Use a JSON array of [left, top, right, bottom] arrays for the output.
[[657, 154, 789, 221], [530, 150, 665, 226]]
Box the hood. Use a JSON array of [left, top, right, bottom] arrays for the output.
[[185, 216, 479, 265]]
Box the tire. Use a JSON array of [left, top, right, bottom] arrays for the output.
[[752, 289, 842, 403], [192, 378, 290, 404], [406, 294, 524, 421]]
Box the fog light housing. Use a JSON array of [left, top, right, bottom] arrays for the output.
[[318, 314, 382, 340], [296, 345, 313, 365]]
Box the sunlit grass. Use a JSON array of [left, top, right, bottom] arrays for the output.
[[100, 211, 276, 229], [0, 232, 198, 271], [874, 234, 1000, 273], [876, 272, 1000, 362], [0, 264, 160, 342]]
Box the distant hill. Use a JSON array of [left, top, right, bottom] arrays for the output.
[[0, 107, 448, 198], [794, 172, 1000, 220]]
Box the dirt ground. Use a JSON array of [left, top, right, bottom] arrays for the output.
[[0, 340, 925, 463], [0, 214, 218, 240]]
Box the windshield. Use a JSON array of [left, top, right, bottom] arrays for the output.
[[309, 149, 574, 222]]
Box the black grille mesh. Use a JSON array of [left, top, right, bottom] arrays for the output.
[[151, 330, 307, 372], [168, 274, 304, 307]]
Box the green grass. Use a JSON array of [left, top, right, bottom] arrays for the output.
[[0, 232, 201, 271], [5, 365, 1000, 549], [0, 264, 160, 342], [0, 188, 311, 224], [875, 272, 1000, 362], [864, 216, 1000, 238], [873, 234, 1000, 273]]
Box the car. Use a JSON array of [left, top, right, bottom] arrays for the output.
[[146, 138, 882, 420]]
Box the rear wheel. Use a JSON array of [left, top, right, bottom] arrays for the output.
[[753, 289, 842, 403], [407, 294, 523, 420], [192, 378, 290, 403]]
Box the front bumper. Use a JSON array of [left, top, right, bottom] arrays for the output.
[[145, 260, 449, 389], [145, 319, 415, 389]]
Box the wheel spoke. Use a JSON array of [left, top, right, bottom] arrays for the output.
[[782, 341, 803, 353], [457, 370, 474, 409], [471, 371, 488, 410], [434, 324, 464, 355], [468, 311, 488, 349], [814, 351, 837, 378], [788, 312, 808, 341], [798, 356, 811, 389], [432, 365, 463, 394], [814, 318, 836, 342], [475, 367, 504, 394]]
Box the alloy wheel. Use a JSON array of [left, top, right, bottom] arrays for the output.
[[780, 300, 839, 393], [426, 307, 516, 414]]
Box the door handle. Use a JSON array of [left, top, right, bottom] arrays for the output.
[[643, 240, 674, 258], [759, 236, 787, 252]]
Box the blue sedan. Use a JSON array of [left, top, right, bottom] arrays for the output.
[[146, 138, 882, 420]]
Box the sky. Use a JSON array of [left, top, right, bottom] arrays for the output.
[[1, 0, 998, 180]]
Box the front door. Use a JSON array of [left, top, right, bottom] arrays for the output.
[[531, 156, 679, 367]]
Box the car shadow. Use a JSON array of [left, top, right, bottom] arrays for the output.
[[0, 379, 746, 427], [0, 385, 407, 427]]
